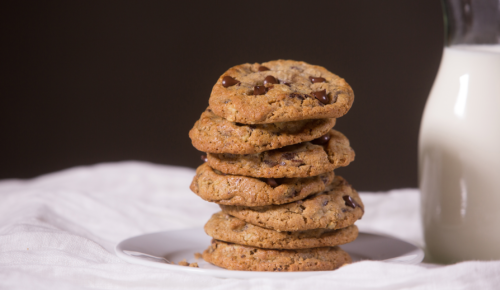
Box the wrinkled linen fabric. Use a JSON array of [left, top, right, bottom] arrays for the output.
[[0, 162, 499, 290]]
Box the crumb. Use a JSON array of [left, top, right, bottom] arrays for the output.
[[189, 262, 199, 268], [194, 252, 203, 259], [178, 259, 189, 266]]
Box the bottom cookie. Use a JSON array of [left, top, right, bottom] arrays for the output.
[[202, 239, 351, 272]]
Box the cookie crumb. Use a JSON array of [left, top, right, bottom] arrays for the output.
[[194, 252, 203, 259], [178, 259, 189, 266], [189, 262, 199, 268]]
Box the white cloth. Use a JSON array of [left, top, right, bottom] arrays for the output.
[[0, 162, 499, 289]]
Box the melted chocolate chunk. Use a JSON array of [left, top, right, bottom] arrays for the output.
[[263, 75, 278, 85], [309, 76, 326, 83], [343, 195, 357, 208], [282, 82, 291, 87], [258, 66, 270, 72], [266, 178, 279, 187], [253, 85, 268, 95], [222, 76, 240, 88], [322, 200, 329, 206], [201, 155, 208, 162], [312, 134, 331, 145], [263, 160, 278, 167], [312, 90, 329, 104], [282, 152, 297, 160]]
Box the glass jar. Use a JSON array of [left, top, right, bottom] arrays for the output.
[[418, 0, 500, 264]]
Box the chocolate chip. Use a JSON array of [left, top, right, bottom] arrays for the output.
[[258, 66, 270, 72], [222, 76, 240, 88], [323, 200, 329, 206], [283, 82, 291, 87], [263, 160, 278, 167], [312, 134, 331, 145], [309, 76, 326, 83], [312, 90, 329, 104], [343, 195, 356, 208], [263, 75, 278, 85], [201, 155, 208, 162], [282, 152, 297, 160], [253, 85, 267, 95], [265, 178, 278, 187]]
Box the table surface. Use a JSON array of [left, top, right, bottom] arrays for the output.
[[0, 162, 499, 290]]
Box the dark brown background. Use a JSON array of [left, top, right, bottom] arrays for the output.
[[1, 0, 443, 190]]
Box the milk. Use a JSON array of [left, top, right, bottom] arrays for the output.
[[419, 45, 500, 263]]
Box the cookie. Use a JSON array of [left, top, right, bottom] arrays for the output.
[[220, 176, 364, 232], [202, 239, 351, 271], [189, 108, 336, 154], [190, 163, 335, 206], [209, 60, 354, 124], [207, 129, 354, 178], [205, 212, 358, 249]]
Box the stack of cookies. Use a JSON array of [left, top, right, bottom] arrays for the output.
[[189, 60, 364, 272]]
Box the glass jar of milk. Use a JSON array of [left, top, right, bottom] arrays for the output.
[[419, 0, 500, 263]]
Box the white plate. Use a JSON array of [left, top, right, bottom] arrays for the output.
[[115, 228, 424, 279]]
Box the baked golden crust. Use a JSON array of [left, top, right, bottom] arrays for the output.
[[189, 108, 335, 154], [190, 163, 335, 206], [220, 176, 364, 232], [209, 60, 354, 124], [205, 212, 358, 249], [203, 239, 351, 271], [207, 129, 355, 178]]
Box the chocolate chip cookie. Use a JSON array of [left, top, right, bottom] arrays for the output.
[[203, 239, 351, 271], [190, 163, 335, 206], [189, 108, 336, 154], [209, 60, 354, 124], [205, 212, 358, 249], [207, 129, 354, 178], [220, 176, 364, 232]]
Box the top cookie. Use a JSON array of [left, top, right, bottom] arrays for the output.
[[209, 60, 354, 124]]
